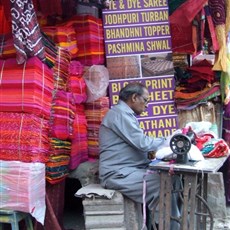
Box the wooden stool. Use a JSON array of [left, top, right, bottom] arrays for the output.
[[0, 209, 33, 230]]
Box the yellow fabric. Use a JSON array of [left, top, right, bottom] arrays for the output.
[[226, 0, 230, 35], [213, 24, 227, 72]]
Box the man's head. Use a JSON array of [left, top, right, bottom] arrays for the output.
[[119, 82, 149, 115]]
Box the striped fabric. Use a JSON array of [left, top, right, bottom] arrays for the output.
[[69, 104, 88, 170], [53, 47, 71, 90], [0, 57, 54, 119], [50, 90, 76, 140], [85, 97, 109, 159], [42, 22, 78, 59], [0, 32, 57, 69], [0, 112, 50, 163], [67, 61, 87, 104], [72, 15, 105, 65], [46, 138, 71, 184]]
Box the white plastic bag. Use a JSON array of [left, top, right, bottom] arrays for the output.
[[83, 65, 109, 102]]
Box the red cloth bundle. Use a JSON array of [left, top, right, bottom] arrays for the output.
[[187, 60, 215, 84], [42, 22, 78, 59], [69, 104, 88, 170], [169, 0, 207, 54], [53, 47, 71, 90], [38, 0, 63, 17], [85, 97, 109, 159], [0, 0, 11, 34], [0, 34, 17, 59], [50, 90, 76, 140], [0, 32, 57, 68], [0, 57, 54, 119], [0, 112, 50, 163], [67, 61, 87, 104], [201, 139, 229, 158], [71, 15, 105, 65]]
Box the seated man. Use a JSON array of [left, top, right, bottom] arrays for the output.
[[98, 82, 166, 229]]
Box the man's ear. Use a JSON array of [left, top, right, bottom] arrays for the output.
[[131, 93, 138, 103]]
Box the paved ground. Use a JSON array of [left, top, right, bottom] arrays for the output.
[[63, 205, 230, 230], [211, 206, 230, 230]]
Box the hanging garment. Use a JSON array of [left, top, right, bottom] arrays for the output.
[[169, 0, 207, 54], [209, 0, 227, 71], [10, 0, 45, 64]]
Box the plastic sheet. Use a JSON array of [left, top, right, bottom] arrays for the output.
[[0, 160, 46, 224]]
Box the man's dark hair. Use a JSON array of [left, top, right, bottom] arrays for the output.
[[119, 82, 147, 102]]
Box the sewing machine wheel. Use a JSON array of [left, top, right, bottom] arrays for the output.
[[170, 134, 192, 155]]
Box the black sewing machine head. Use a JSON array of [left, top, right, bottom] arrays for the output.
[[169, 130, 196, 164]]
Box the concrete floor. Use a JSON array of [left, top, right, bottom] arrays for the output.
[[63, 178, 230, 230], [63, 201, 230, 230]]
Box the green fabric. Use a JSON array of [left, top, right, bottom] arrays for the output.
[[168, 0, 187, 15]]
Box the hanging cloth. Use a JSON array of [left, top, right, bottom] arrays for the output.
[[10, 0, 45, 64], [169, 0, 207, 54], [209, 0, 226, 71]]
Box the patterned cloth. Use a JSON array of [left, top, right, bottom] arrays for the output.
[[0, 112, 50, 163], [0, 57, 54, 120], [10, 0, 45, 64], [85, 97, 110, 159]]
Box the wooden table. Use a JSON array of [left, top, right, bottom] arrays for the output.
[[149, 157, 228, 230]]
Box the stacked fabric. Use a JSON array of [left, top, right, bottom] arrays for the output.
[[42, 21, 78, 59], [41, 32, 58, 68], [174, 60, 220, 110], [69, 104, 88, 170], [46, 138, 71, 184], [50, 90, 76, 140], [0, 160, 46, 224], [0, 112, 50, 163], [0, 33, 57, 68], [53, 47, 71, 90], [0, 57, 54, 119], [85, 97, 109, 159], [67, 60, 87, 103], [174, 82, 220, 110], [72, 15, 105, 66], [0, 34, 15, 59]]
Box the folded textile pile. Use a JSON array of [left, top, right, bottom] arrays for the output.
[[69, 104, 88, 170], [0, 112, 50, 163], [174, 82, 220, 109], [0, 160, 46, 224], [174, 60, 220, 110], [0, 33, 57, 68], [0, 57, 54, 119], [85, 97, 109, 159], [72, 15, 105, 65], [46, 138, 71, 184], [42, 21, 78, 59], [67, 61, 87, 103], [53, 47, 71, 90], [50, 90, 76, 140]]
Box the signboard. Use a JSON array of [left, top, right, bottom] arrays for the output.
[[102, 0, 178, 137], [103, 0, 171, 57]]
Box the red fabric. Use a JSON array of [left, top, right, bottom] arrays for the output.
[[187, 59, 215, 83], [34, 181, 65, 230], [202, 139, 229, 158], [0, 2, 11, 34], [170, 0, 207, 54], [38, 0, 63, 16]]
